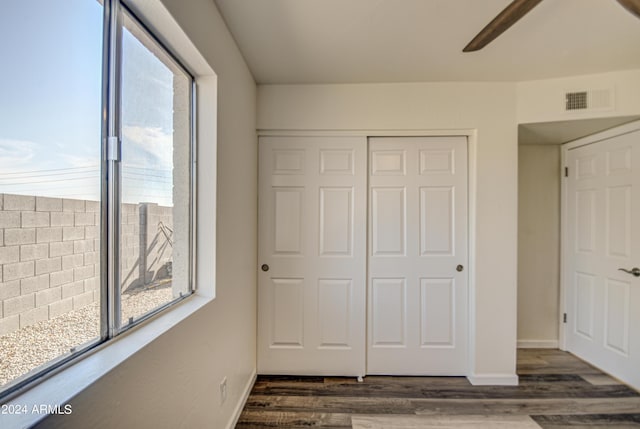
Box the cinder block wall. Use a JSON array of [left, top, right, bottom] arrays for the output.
[[0, 194, 173, 336], [120, 203, 142, 291]]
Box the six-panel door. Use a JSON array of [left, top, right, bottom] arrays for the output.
[[257, 136, 367, 375], [566, 130, 640, 390], [367, 137, 468, 375]]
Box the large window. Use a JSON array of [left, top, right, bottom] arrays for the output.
[[0, 0, 195, 397]]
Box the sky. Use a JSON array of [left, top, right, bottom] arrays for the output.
[[0, 0, 176, 206]]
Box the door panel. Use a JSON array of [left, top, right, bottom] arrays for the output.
[[318, 279, 352, 348], [606, 185, 631, 258], [604, 279, 629, 355], [372, 150, 406, 175], [420, 278, 455, 346], [371, 278, 407, 346], [575, 272, 595, 339], [419, 148, 454, 174], [271, 278, 304, 347], [367, 136, 468, 375], [565, 129, 640, 390], [319, 187, 353, 256], [371, 187, 406, 256], [320, 149, 354, 175], [273, 188, 304, 254], [576, 189, 597, 252], [258, 136, 366, 376], [420, 186, 454, 255]]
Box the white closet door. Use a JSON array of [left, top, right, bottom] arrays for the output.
[[367, 136, 468, 375], [257, 136, 367, 376], [565, 129, 640, 390]]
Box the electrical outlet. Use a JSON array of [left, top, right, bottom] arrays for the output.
[[220, 377, 228, 404]]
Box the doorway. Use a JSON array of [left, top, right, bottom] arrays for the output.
[[562, 123, 640, 391]]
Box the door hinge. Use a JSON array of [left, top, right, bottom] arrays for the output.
[[563, 313, 567, 324], [564, 167, 569, 177]]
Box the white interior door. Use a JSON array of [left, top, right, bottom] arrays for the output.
[[367, 136, 468, 375], [565, 129, 640, 390], [257, 136, 367, 376]]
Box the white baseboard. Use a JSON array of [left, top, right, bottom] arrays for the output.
[[467, 373, 519, 386], [517, 340, 559, 349], [226, 370, 257, 429]]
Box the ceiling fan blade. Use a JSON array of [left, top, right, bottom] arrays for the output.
[[463, 0, 544, 52], [617, 0, 640, 19]]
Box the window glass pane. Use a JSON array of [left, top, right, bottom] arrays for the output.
[[119, 12, 192, 327], [0, 0, 103, 389]]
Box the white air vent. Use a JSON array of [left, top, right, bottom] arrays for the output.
[[564, 88, 614, 113]]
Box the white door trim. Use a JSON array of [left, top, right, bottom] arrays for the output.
[[257, 128, 478, 381], [560, 119, 640, 351], [258, 128, 477, 138]]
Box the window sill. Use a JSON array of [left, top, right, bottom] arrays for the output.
[[0, 293, 211, 429]]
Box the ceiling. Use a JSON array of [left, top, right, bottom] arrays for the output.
[[519, 116, 640, 145], [213, 0, 640, 84]]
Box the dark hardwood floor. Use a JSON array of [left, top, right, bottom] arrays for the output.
[[236, 349, 640, 428]]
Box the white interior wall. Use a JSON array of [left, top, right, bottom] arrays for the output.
[[36, 0, 257, 428], [258, 82, 519, 381], [517, 145, 561, 348]]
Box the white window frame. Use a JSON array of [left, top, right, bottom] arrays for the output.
[[103, 0, 197, 337]]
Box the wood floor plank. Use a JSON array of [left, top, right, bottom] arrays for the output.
[[516, 366, 604, 376], [412, 398, 640, 416], [236, 410, 352, 427], [244, 395, 640, 416], [532, 413, 640, 428], [351, 414, 542, 429], [580, 374, 622, 386], [244, 395, 414, 414]]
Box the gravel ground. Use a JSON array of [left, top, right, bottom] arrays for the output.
[[0, 284, 173, 387]]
